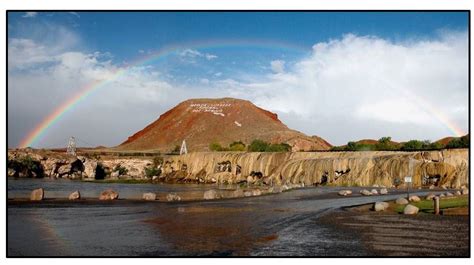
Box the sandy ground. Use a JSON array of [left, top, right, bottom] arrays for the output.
[[318, 205, 470, 256]]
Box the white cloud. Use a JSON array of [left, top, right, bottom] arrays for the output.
[[216, 32, 468, 143], [8, 28, 468, 147], [270, 60, 285, 73], [179, 48, 217, 61], [22, 12, 37, 18]]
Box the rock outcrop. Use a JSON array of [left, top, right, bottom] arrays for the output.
[[7, 148, 468, 189]]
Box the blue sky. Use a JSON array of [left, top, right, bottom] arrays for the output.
[[7, 12, 469, 148]]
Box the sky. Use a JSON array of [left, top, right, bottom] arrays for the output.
[[7, 11, 469, 148]]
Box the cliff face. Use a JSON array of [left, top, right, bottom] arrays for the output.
[[118, 98, 331, 152], [8, 148, 468, 189], [162, 149, 468, 188]]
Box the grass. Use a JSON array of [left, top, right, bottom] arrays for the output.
[[394, 196, 469, 214]]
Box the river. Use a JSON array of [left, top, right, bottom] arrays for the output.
[[7, 178, 434, 256]]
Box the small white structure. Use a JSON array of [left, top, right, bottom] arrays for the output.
[[67, 136, 77, 156], [180, 140, 188, 155]]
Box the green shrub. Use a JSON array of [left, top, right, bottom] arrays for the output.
[[446, 135, 469, 149], [210, 142, 223, 151], [248, 139, 269, 152], [113, 165, 128, 175], [229, 141, 246, 151], [145, 166, 162, 178]]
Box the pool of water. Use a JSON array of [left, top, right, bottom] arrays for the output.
[[8, 178, 434, 256]]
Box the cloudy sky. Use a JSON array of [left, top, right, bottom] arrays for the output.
[[8, 12, 468, 148]]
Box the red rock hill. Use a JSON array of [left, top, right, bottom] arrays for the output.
[[118, 98, 331, 152]]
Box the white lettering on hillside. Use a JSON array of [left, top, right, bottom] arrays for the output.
[[189, 103, 231, 116]]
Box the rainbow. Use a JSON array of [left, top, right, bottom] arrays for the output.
[[18, 38, 467, 148], [19, 39, 310, 148]]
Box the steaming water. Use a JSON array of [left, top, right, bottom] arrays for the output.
[[8, 179, 432, 256]]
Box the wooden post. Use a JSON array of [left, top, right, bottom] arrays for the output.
[[434, 196, 440, 215]]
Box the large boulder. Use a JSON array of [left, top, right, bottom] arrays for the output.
[[68, 190, 81, 200], [370, 189, 379, 195], [30, 188, 44, 201], [166, 193, 181, 202], [203, 189, 219, 200], [403, 204, 419, 215], [395, 197, 409, 205], [83, 160, 97, 179], [379, 188, 388, 195], [408, 195, 421, 202], [445, 192, 454, 197], [338, 190, 352, 196], [142, 192, 157, 201], [360, 189, 372, 196], [374, 201, 389, 212], [99, 189, 119, 200]]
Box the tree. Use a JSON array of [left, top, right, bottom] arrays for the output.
[[402, 140, 423, 150], [248, 139, 270, 152], [346, 141, 357, 151], [209, 142, 223, 151], [229, 141, 246, 151]]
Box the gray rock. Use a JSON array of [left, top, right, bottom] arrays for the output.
[[338, 190, 352, 196], [439, 193, 446, 198], [360, 189, 372, 196], [370, 189, 379, 195], [68, 190, 81, 200], [445, 192, 454, 197], [403, 204, 419, 215], [374, 201, 389, 211], [99, 189, 119, 200], [409, 195, 421, 202], [142, 192, 157, 201], [30, 188, 44, 201], [425, 193, 436, 200], [395, 197, 409, 205], [166, 193, 181, 201], [203, 189, 219, 200], [379, 188, 388, 195]]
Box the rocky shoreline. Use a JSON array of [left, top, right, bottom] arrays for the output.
[[7, 148, 469, 189]]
